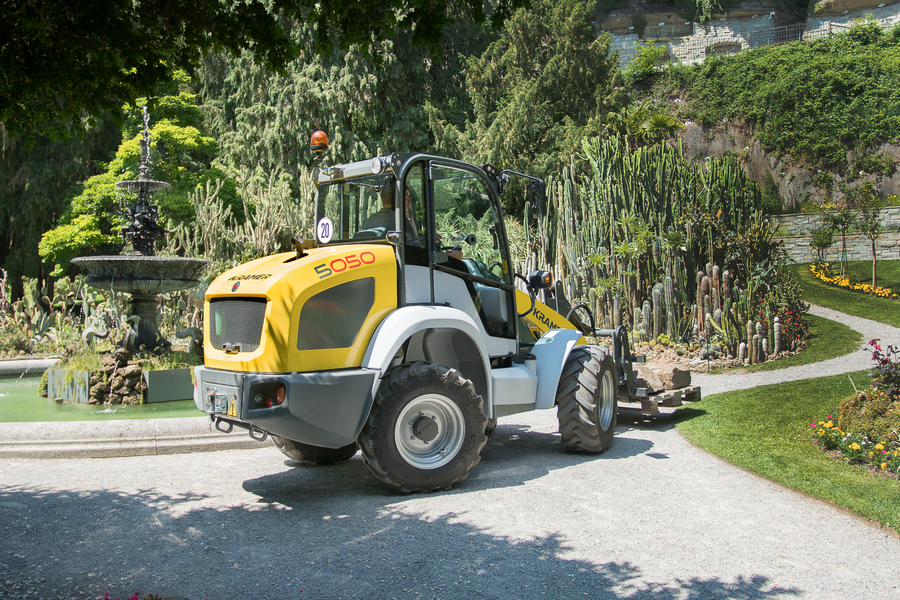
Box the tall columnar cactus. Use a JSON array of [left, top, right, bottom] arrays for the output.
[[614, 295, 620, 328], [774, 316, 782, 355], [756, 321, 765, 362], [722, 269, 731, 304], [703, 294, 711, 336], [694, 271, 706, 333], [664, 275, 676, 337], [652, 283, 663, 339], [739, 342, 747, 363], [746, 321, 755, 362], [712, 265, 721, 313], [634, 306, 643, 333], [766, 305, 775, 356], [750, 333, 758, 364], [642, 300, 651, 337]]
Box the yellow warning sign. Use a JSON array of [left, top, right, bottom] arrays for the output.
[[227, 397, 238, 417]]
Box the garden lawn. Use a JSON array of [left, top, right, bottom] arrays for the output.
[[714, 313, 861, 374], [791, 262, 900, 328], [675, 370, 900, 534]]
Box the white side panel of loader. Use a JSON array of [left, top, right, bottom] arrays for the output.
[[529, 329, 582, 409], [405, 265, 517, 358]]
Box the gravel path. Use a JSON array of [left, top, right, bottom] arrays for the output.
[[1, 305, 899, 600]]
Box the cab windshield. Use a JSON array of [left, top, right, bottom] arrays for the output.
[[315, 174, 395, 243]]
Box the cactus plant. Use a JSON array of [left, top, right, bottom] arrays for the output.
[[642, 300, 651, 337], [664, 276, 676, 338], [774, 316, 782, 355], [652, 284, 663, 339]]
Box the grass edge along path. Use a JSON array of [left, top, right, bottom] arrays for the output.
[[790, 262, 900, 328], [674, 371, 900, 534]]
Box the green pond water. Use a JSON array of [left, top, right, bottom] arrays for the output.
[[0, 375, 199, 422]]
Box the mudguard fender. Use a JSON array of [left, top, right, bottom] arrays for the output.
[[529, 329, 583, 409], [362, 305, 493, 404]]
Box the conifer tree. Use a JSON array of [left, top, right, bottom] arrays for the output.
[[428, 0, 624, 196]]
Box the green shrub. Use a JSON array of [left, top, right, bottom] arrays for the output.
[[760, 172, 783, 215], [625, 40, 666, 83], [837, 389, 900, 445], [657, 20, 900, 175], [810, 227, 834, 260]]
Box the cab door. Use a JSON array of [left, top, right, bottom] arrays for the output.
[[403, 160, 517, 358]]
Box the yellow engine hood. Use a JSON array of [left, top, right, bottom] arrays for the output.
[[204, 244, 398, 373]]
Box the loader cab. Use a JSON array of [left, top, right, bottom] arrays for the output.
[[313, 153, 519, 360]]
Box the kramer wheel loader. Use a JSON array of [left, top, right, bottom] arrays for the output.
[[193, 132, 699, 492]]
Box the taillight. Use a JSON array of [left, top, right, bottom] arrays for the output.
[[274, 384, 286, 405]]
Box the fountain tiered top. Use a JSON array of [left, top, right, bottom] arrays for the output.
[[71, 107, 209, 352]]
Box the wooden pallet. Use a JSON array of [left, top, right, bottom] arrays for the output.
[[618, 385, 702, 416]]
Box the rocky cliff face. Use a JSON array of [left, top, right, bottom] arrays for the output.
[[679, 121, 900, 209], [599, 0, 900, 208]]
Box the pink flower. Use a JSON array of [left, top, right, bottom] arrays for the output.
[[810, 421, 817, 427]]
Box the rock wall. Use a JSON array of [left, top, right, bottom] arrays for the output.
[[679, 122, 900, 207], [605, 0, 900, 66], [43, 353, 149, 405], [771, 207, 900, 263]]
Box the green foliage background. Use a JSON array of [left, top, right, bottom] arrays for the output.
[[659, 19, 900, 174], [2, 4, 899, 304]]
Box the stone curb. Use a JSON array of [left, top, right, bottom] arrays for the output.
[[0, 417, 270, 459], [0, 357, 60, 376]]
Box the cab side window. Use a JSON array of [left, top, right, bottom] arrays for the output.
[[402, 163, 428, 265], [432, 165, 511, 287]]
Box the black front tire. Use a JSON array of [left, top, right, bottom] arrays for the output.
[[556, 345, 617, 453], [271, 436, 358, 466], [359, 362, 487, 493]]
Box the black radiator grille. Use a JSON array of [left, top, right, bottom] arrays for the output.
[[209, 298, 267, 352]]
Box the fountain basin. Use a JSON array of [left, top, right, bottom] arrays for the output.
[[71, 255, 209, 295], [0, 375, 198, 421], [72, 256, 209, 352]]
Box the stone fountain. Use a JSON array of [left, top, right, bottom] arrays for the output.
[[72, 108, 209, 353]]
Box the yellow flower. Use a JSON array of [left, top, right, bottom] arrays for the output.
[[850, 443, 861, 451], [881, 463, 887, 470], [825, 421, 833, 429], [875, 443, 884, 450], [869, 451, 874, 457]]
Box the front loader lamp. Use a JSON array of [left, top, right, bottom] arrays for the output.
[[371, 157, 386, 175], [528, 270, 552, 290], [274, 383, 286, 405]]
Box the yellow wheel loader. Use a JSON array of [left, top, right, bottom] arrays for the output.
[[193, 132, 691, 492]]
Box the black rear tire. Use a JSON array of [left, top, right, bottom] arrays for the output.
[[271, 436, 358, 466], [556, 345, 617, 453], [359, 362, 487, 493]]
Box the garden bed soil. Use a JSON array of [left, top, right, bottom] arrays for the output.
[[634, 343, 802, 373], [820, 444, 900, 482]]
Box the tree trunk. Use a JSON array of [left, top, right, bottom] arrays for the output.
[[872, 238, 877, 290]]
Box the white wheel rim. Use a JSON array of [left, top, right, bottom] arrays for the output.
[[598, 367, 616, 431], [394, 393, 466, 469]]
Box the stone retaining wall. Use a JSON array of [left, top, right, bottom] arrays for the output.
[[772, 208, 900, 263], [608, 0, 900, 67]]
